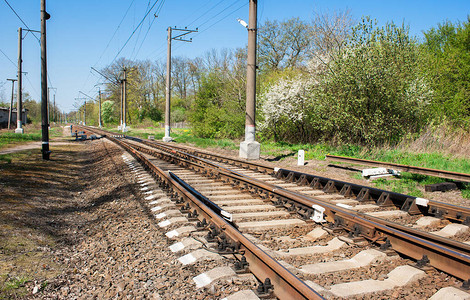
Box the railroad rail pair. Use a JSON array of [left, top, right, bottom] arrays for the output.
[[77, 126, 470, 298]]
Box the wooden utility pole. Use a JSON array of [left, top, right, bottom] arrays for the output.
[[41, 0, 50, 159], [6, 78, 16, 130], [239, 0, 260, 159], [163, 26, 197, 142], [15, 27, 23, 134]]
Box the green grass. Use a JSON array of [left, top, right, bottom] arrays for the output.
[[370, 173, 447, 197], [0, 276, 29, 298], [104, 127, 238, 150], [102, 125, 470, 199], [0, 132, 41, 149]]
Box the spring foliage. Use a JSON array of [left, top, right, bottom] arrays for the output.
[[61, 13, 469, 147], [260, 17, 434, 145]]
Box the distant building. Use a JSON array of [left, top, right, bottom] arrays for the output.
[[0, 107, 28, 128]]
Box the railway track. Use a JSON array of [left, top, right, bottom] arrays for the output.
[[77, 126, 470, 299]]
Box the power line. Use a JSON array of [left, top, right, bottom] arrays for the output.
[[24, 73, 40, 100], [132, 0, 166, 60], [94, 0, 136, 68], [186, 0, 225, 27], [111, 0, 163, 65], [150, 0, 246, 61], [168, 1, 248, 59], [3, 0, 40, 42], [197, 0, 241, 29], [0, 48, 16, 67]]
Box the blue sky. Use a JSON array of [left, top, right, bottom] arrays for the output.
[[1, 0, 469, 112]]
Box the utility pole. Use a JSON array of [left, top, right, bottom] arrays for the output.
[[47, 87, 56, 125], [239, 0, 260, 159], [83, 98, 86, 125], [41, 0, 51, 159], [163, 26, 197, 142], [119, 77, 123, 130], [53, 93, 55, 123], [98, 88, 102, 127], [121, 68, 128, 132], [15, 27, 24, 134], [6, 78, 16, 130]]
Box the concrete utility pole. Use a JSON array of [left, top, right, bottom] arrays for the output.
[[163, 27, 172, 142], [15, 27, 24, 134], [121, 68, 128, 132], [98, 88, 102, 127], [239, 0, 260, 160], [119, 76, 123, 130], [83, 97, 86, 125], [163, 26, 197, 142], [6, 78, 16, 130], [41, 0, 51, 160], [53, 93, 55, 123]]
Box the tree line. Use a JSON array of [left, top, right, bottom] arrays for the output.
[[23, 11, 470, 146]]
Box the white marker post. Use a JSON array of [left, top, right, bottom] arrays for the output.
[[298, 150, 305, 166]]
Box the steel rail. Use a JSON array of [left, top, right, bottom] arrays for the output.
[[326, 154, 470, 183], [79, 127, 323, 300], [119, 135, 470, 281], [79, 126, 470, 281], [129, 136, 470, 225]]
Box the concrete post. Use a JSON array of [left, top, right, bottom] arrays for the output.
[[163, 27, 173, 142], [83, 98, 86, 125], [239, 0, 260, 159], [122, 68, 128, 132], [119, 79, 123, 130], [15, 27, 24, 134], [98, 88, 102, 127], [297, 150, 305, 166]]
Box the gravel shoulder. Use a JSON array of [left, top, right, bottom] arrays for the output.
[[0, 134, 230, 299]]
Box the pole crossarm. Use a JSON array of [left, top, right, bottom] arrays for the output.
[[171, 27, 198, 42]]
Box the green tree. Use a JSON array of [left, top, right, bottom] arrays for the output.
[[424, 16, 470, 127], [317, 18, 431, 145], [101, 100, 116, 124]]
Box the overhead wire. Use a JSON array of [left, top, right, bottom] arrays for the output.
[[132, 0, 166, 60], [0, 48, 16, 68], [130, 1, 149, 59], [168, 1, 248, 59], [150, 0, 246, 61], [24, 73, 40, 100], [110, 0, 162, 66], [3, 0, 40, 42], [197, 0, 241, 29], [93, 0, 136, 68], [185, 0, 225, 27]]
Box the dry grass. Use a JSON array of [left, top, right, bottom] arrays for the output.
[[401, 123, 470, 158]]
